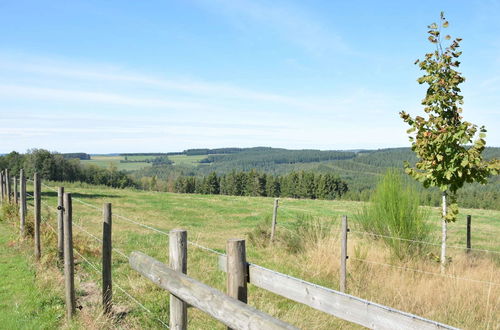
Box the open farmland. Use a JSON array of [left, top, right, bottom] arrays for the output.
[[82, 155, 154, 171], [16, 180, 499, 329]]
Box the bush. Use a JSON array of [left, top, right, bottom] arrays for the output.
[[356, 169, 431, 259]]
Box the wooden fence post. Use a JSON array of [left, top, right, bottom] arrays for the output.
[[6, 169, 11, 203], [270, 199, 279, 242], [169, 229, 187, 330], [340, 215, 348, 293], [466, 215, 471, 253], [57, 187, 65, 263], [0, 170, 4, 202], [226, 239, 248, 326], [102, 203, 113, 314], [227, 239, 248, 330], [63, 193, 76, 319], [14, 175, 18, 205], [34, 173, 41, 261], [19, 169, 26, 236]]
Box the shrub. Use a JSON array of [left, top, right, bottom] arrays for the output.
[[356, 169, 431, 259]]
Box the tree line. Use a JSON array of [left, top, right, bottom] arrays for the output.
[[0, 149, 135, 188], [174, 170, 348, 200]]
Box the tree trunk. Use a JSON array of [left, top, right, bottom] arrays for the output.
[[441, 191, 447, 273]]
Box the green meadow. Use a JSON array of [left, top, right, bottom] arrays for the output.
[[5, 180, 495, 329]]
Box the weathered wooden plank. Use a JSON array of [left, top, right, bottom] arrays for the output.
[[129, 251, 297, 330], [218, 256, 457, 330]]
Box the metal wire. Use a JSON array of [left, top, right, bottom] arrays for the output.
[[187, 241, 225, 256], [349, 229, 500, 255], [73, 248, 169, 328]]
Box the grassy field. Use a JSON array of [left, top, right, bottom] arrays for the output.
[[82, 155, 153, 171], [7, 181, 500, 329], [0, 209, 64, 329], [168, 154, 208, 166], [81, 154, 207, 171]]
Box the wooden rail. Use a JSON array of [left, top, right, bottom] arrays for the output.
[[129, 251, 297, 330], [218, 255, 457, 330]]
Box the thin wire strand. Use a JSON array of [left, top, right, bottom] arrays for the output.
[[72, 222, 129, 260], [187, 241, 224, 256], [38, 181, 499, 257], [70, 193, 225, 257], [350, 257, 500, 287], [114, 213, 169, 236], [73, 248, 169, 328], [114, 284, 170, 328], [40, 182, 58, 192], [350, 229, 500, 255]]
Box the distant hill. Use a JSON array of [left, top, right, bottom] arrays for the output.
[[131, 146, 500, 210]]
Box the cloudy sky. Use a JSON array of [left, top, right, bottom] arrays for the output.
[[1, 0, 499, 153]]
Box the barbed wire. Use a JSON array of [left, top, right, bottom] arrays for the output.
[[350, 257, 500, 287]]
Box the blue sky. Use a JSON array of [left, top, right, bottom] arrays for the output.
[[1, 0, 499, 153]]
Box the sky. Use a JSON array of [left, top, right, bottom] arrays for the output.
[[1, 0, 499, 153]]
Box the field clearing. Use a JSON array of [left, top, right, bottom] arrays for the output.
[[169, 154, 208, 165], [81, 154, 206, 171], [22, 181, 500, 329], [82, 155, 153, 171]]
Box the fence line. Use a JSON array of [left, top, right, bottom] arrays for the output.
[[33, 183, 500, 286], [350, 257, 500, 286], [36, 181, 500, 256], [72, 222, 129, 260], [67, 190, 225, 257], [350, 229, 500, 254]]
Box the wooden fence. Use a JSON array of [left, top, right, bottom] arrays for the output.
[[0, 168, 464, 329]]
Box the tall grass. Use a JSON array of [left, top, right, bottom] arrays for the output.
[[247, 214, 335, 253], [356, 169, 431, 259]]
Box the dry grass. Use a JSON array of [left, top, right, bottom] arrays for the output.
[[298, 233, 499, 329]]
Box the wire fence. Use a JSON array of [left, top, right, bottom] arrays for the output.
[[27, 181, 500, 296], [73, 247, 170, 328], [23, 195, 170, 328]]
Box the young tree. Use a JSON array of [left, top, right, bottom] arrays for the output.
[[400, 12, 499, 271]]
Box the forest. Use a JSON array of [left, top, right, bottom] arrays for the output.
[[174, 170, 348, 199], [0, 149, 134, 188], [1, 147, 499, 209]]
